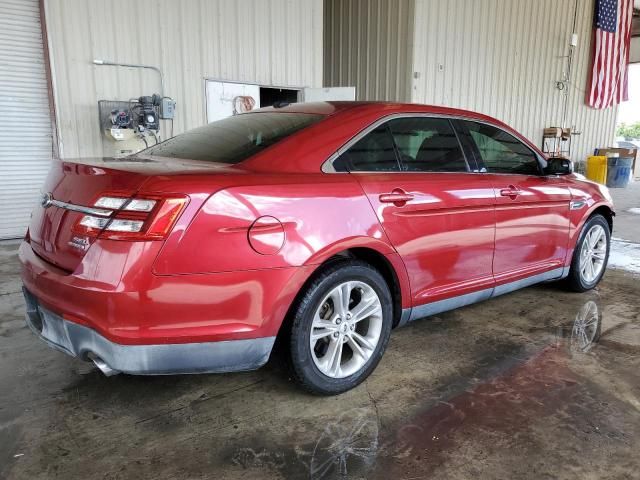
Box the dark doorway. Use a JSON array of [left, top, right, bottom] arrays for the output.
[[259, 87, 300, 107]]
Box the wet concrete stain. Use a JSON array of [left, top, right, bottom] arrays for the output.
[[1, 241, 640, 479], [218, 347, 530, 479], [376, 347, 615, 478]]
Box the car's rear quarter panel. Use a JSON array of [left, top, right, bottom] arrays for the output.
[[132, 171, 412, 340], [151, 174, 393, 274]]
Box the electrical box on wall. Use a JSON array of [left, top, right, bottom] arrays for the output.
[[161, 98, 176, 119]]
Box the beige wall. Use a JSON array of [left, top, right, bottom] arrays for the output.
[[323, 0, 620, 162], [44, 0, 323, 159], [411, 0, 618, 162], [324, 0, 415, 102]]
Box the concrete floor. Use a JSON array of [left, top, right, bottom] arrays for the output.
[[1, 184, 639, 480]]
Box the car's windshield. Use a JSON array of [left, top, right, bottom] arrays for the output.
[[140, 112, 324, 163]]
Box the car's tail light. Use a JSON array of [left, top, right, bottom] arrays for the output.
[[73, 195, 188, 241], [94, 196, 157, 212]]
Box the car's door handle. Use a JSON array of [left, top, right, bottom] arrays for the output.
[[499, 185, 521, 199], [379, 191, 414, 205]]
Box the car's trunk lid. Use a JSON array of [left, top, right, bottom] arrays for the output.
[[28, 159, 149, 272], [29, 156, 254, 272]]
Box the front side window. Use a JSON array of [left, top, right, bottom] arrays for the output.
[[141, 112, 324, 164], [387, 117, 468, 172], [333, 125, 400, 172], [463, 121, 540, 175]]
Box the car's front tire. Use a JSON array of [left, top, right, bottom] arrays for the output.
[[566, 214, 611, 292], [288, 260, 393, 395]]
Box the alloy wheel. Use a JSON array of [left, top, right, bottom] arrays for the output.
[[310, 281, 383, 379], [579, 224, 607, 284]]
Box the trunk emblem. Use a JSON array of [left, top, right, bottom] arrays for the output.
[[41, 193, 53, 208], [69, 236, 90, 251]]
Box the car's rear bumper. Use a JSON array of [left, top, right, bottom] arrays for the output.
[[19, 240, 310, 345], [23, 288, 275, 375]]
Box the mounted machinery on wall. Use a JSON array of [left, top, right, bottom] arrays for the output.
[[93, 59, 176, 157]]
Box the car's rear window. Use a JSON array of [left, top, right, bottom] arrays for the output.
[[142, 112, 324, 163]]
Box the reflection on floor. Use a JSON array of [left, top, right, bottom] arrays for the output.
[[1, 243, 639, 480]]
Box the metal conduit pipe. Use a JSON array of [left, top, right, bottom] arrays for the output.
[[92, 59, 165, 99]]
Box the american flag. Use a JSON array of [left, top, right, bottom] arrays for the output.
[[586, 0, 634, 109]]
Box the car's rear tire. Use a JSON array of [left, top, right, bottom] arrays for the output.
[[288, 260, 393, 395], [566, 214, 610, 292]]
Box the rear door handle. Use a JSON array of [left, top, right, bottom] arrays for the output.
[[499, 185, 521, 199], [379, 191, 414, 206]]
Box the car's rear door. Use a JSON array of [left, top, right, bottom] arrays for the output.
[[332, 116, 496, 313], [458, 120, 572, 289]]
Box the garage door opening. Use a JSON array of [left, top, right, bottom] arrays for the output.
[[616, 63, 640, 138], [615, 63, 640, 179]]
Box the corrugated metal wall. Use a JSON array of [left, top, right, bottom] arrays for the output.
[[44, 0, 323, 159], [411, 0, 618, 162], [324, 0, 414, 101], [0, 0, 53, 239]]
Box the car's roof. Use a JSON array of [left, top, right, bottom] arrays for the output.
[[253, 101, 501, 123], [254, 101, 368, 115], [241, 101, 545, 174]]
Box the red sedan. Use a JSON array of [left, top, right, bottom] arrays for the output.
[[20, 102, 614, 394]]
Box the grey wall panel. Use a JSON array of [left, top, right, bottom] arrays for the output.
[[324, 0, 414, 102], [44, 0, 323, 159], [411, 0, 619, 162]]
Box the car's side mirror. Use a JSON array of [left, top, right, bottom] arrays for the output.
[[544, 157, 573, 175]]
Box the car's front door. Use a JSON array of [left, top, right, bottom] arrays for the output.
[[459, 120, 572, 288], [333, 116, 496, 312]]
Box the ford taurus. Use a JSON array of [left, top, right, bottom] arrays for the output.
[[20, 102, 614, 394]]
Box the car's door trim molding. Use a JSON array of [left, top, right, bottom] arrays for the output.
[[494, 201, 570, 211], [398, 266, 569, 326], [393, 204, 495, 218]]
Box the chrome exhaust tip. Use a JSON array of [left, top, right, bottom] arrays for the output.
[[89, 354, 120, 376]]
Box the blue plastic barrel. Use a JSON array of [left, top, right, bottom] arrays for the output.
[[606, 157, 633, 188]]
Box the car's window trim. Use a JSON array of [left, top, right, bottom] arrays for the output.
[[457, 119, 546, 176], [322, 113, 510, 173]]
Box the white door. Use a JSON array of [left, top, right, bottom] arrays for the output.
[[0, 0, 53, 239], [205, 81, 260, 123]]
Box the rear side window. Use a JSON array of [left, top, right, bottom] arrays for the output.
[[142, 112, 323, 163], [333, 125, 400, 172], [387, 117, 468, 172], [463, 121, 540, 175]]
